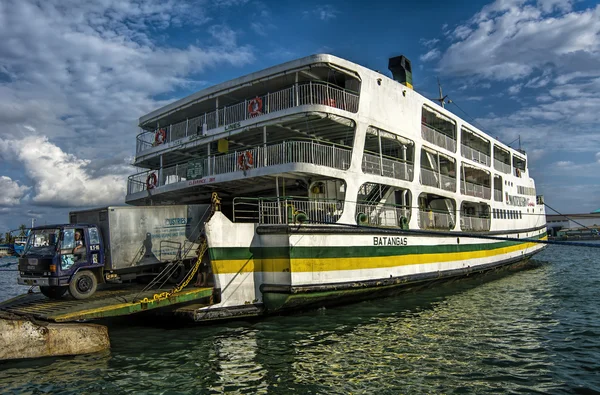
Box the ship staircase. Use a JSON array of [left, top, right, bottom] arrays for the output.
[[0, 198, 222, 323]]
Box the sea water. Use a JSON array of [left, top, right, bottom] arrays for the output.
[[0, 244, 599, 394]]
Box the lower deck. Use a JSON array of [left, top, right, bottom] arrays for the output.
[[0, 285, 214, 322]]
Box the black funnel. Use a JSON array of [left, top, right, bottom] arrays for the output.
[[388, 56, 412, 88]]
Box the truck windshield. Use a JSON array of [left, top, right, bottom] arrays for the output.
[[23, 228, 60, 257]]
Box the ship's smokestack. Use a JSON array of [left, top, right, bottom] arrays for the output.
[[388, 55, 412, 89]]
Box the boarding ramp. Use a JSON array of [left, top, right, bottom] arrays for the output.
[[0, 285, 214, 323]]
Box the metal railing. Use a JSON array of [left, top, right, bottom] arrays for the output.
[[460, 215, 491, 232], [460, 181, 491, 199], [127, 139, 352, 194], [355, 203, 409, 227], [421, 123, 456, 152], [461, 144, 490, 166], [420, 167, 456, 192], [233, 197, 344, 224], [136, 81, 360, 155], [361, 153, 414, 181], [417, 210, 455, 230], [494, 159, 511, 174]]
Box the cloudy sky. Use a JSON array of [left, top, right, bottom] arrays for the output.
[[0, 0, 599, 232]]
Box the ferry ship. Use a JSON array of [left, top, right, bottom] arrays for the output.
[[126, 54, 547, 320]]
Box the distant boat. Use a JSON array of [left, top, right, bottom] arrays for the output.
[[0, 244, 13, 257]]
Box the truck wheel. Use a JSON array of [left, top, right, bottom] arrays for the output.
[[69, 270, 98, 300], [167, 263, 187, 284], [40, 286, 68, 299]]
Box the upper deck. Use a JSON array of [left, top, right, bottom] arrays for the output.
[[133, 54, 361, 165], [125, 54, 542, 234]]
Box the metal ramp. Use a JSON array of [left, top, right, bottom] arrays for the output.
[[0, 285, 213, 323]]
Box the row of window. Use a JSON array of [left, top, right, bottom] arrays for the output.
[[517, 186, 536, 196], [493, 209, 522, 220], [422, 106, 527, 172]]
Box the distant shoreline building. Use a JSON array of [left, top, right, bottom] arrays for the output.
[[546, 210, 600, 238]]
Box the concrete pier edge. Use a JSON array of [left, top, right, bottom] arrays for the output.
[[0, 312, 110, 361]]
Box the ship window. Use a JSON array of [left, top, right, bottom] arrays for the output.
[[356, 182, 411, 227], [460, 201, 491, 231], [461, 127, 491, 165], [422, 106, 457, 152], [417, 192, 456, 230], [362, 126, 415, 181], [420, 148, 456, 192]]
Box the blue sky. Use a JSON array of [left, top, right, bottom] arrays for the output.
[[1, 0, 599, 232]]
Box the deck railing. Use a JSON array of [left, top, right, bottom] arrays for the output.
[[461, 144, 491, 166], [421, 123, 456, 152], [460, 181, 491, 199], [127, 140, 353, 194], [417, 210, 455, 230], [420, 167, 456, 192], [257, 198, 344, 225], [361, 153, 414, 181], [136, 81, 360, 155], [494, 159, 511, 174], [355, 203, 409, 227], [460, 215, 491, 232]]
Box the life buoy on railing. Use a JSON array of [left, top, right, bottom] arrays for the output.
[[146, 173, 158, 190], [248, 97, 263, 117], [237, 151, 254, 171], [294, 211, 308, 224], [154, 128, 166, 146], [356, 212, 368, 225], [400, 216, 409, 230]]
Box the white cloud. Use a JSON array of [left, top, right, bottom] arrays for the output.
[[555, 160, 574, 167], [0, 176, 29, 206], [0, 136, 128, 207], [439, 2, 600, 80], [537, 0, 573, 14], [420, 38, 440, 48], [508, 83, 523, 94], [304, 5, 339, 21], [208, 24, 239, 47], [0, 0, 256, 210], [453, 25, 472, 40], [420, 49, 441, 62]]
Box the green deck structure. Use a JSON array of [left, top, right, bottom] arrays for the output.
[[0, 286, 213, 322]]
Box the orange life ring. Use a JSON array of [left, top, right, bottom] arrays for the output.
[[237, 151, 254, 170], [146, 173, 158, 190], [248, 97, 263, 117], [155, 128, 166, 145]]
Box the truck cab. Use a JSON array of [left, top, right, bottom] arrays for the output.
[[18, 224, 105, 299]]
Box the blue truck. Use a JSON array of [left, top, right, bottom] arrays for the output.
[[17, 205, 209, 299]]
